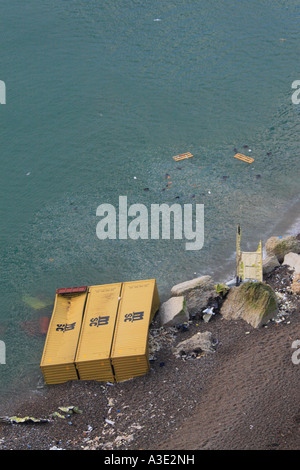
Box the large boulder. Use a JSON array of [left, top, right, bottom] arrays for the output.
[[171, 275, 218, 317], [265, 236, 300, 263], [172, 331, 217, 358], [158, 296, 189, 327], [283, 252, 300, 274], [220, 281, 278, 328], [263, 255, 280, 275]]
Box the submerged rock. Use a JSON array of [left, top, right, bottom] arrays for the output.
[[220, 281, 278, 328], [265, 236, 300, 263], [158, 296, 189, 327], [171, 276, 218, 317]]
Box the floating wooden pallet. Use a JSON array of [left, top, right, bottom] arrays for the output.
[[233, 153, 254, 164], [173, 152, 194, 161]]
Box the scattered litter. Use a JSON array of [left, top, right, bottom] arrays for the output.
[[202, 307, 215, 323], [50, 412, 66, 419], [105, 419, 115, 426], [107, 398, 114, 407], [173, 152, 194, 161], [114, 434, 134, 446], [58, 406, 82, 415], [233, 153, 254, 164], [148, 326, 177, 361]]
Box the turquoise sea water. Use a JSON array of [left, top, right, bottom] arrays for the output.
[[1, 1, 300, 403]]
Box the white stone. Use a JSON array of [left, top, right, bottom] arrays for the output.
[[283, 252, 300, 274]]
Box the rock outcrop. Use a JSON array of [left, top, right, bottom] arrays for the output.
[[170, 275, 218, 317], [220, 281, 278, 328], [265, 236, 300, 263], [263, 254, 280, 275]]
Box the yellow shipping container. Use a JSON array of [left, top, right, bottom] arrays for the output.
[[110, 279, 160, 382], [75, 283, 122, 382], [40, 288, 88, 384]]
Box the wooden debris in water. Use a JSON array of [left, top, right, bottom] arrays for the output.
[[173, 152, 194, 161], [233, 153, 254, 164]]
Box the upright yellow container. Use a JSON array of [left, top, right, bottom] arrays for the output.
[[75, 283, 122, 382], [40, 289, 87, 384], [110, 279, 160, 382]]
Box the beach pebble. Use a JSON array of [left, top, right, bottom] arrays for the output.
[[105, 419, 115, 426]]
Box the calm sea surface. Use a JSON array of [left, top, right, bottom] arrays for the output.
[[1, 0, 300, 402]]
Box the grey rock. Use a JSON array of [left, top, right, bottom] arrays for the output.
[[171, 276, 218, 317], [265, 236, 300, 263], [263, 254, 280, 275], [220, 281, 278, 328], [172, 331, 217, 358], [158, 296, 189, 327]]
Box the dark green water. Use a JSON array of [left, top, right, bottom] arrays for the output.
[[1, 0, 300, 402]]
